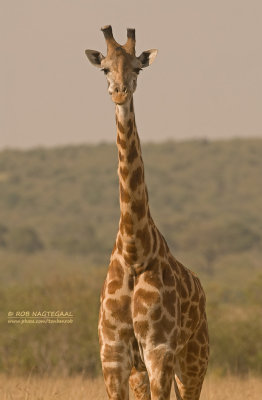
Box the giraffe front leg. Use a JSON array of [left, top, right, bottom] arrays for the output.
[[144, 346, 174, 400], [129, 367, 151, 400], [99, 265, 135, 399], [101, 343, 132, 400], [174, 316, 209, 400]]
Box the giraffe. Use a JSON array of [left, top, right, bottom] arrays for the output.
[[85, 25, 209, 400]]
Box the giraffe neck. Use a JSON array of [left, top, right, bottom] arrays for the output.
[[115, 97, 153, 267]]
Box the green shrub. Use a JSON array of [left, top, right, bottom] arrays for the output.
[[8, 227, 44, 253]]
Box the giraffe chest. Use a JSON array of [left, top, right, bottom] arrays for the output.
[[99, 262, 181, 350], [99, 255, 206, 356]]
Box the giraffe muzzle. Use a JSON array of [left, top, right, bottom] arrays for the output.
[[111, 91, 129, 105]]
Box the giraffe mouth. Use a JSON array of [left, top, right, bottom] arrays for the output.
[[112, 92, 129, 105]]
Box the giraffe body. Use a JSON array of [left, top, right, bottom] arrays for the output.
[[86, 26, 209, 400]]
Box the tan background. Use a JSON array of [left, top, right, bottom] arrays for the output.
[[1, 0, 262, 148]]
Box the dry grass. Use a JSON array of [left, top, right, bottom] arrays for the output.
[[0, 374, 261, 400]]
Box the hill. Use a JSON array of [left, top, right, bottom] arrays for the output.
[[0, 139, 261, 375]]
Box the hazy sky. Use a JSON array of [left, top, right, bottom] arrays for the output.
[[1, 0, 262, 148]]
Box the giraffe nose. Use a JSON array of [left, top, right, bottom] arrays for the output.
[[114, 86, 128, 94], [112, 87, 129, 104]]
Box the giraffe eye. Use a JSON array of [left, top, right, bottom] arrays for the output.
[[101, 68, 110, 75], [134, 68, 142, 75]]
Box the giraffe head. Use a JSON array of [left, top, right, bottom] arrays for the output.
[[85, 25, 158, 105]]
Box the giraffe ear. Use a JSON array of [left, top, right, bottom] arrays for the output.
[[85, 50, 105, 68], [137, 49, 158, 68]]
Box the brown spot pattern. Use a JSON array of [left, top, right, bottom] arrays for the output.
[[200, 345, 207, 359], [133, 297, 148, 317], [107, 259, 124, 294], [127, 119, 133, 139], [126, 242, 137, 255], [159, 241, 165, 258], [154, 315, 174, 334], [180, 282, 188, 299], [162, 290, 176, 316], [134, 320, 149, 339], [134, 288, 160, 307], [188, 341, 200, 356], [170, 328, 179, 349], [127, 140, 138, 163], [136, 225, 151, 256], [106, 295, 132, 324], [199, 295, 206, 314], [116, 236, 123, 254], [181, 300, 190, 314], [168, 256, 179, 273], [117, 120, 125, 134], [101, 313, 116, 341], [117, 134, 126, 149], [124, 250, 138, 264], [181, 267, 192, 294], [131, 196, 147, 220], [189, 304, 199, 326], [128, 275, 134, 291], [118, 151, 124, 162], [144, 267, 162, 290], [151, 327, 166, 346], [196, 320, 208, 344], [162, 262, 176, 286], [103, 344, 124, 363], [150, 306, 162, 321], [151, 227, 158, 253], [119, 327, 134, 343], [120, 183, 131, 203], [129, 166, 143, 191], [191, 285, 200, 302], [124, 242, 138, 264], [186, 353, 197, 364], [120, 212, 133, 235], [119, 166, 129, 181]]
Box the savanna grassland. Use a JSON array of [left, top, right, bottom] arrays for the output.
[[0, 139, 261, 395], [1, 375, 262, 400]]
